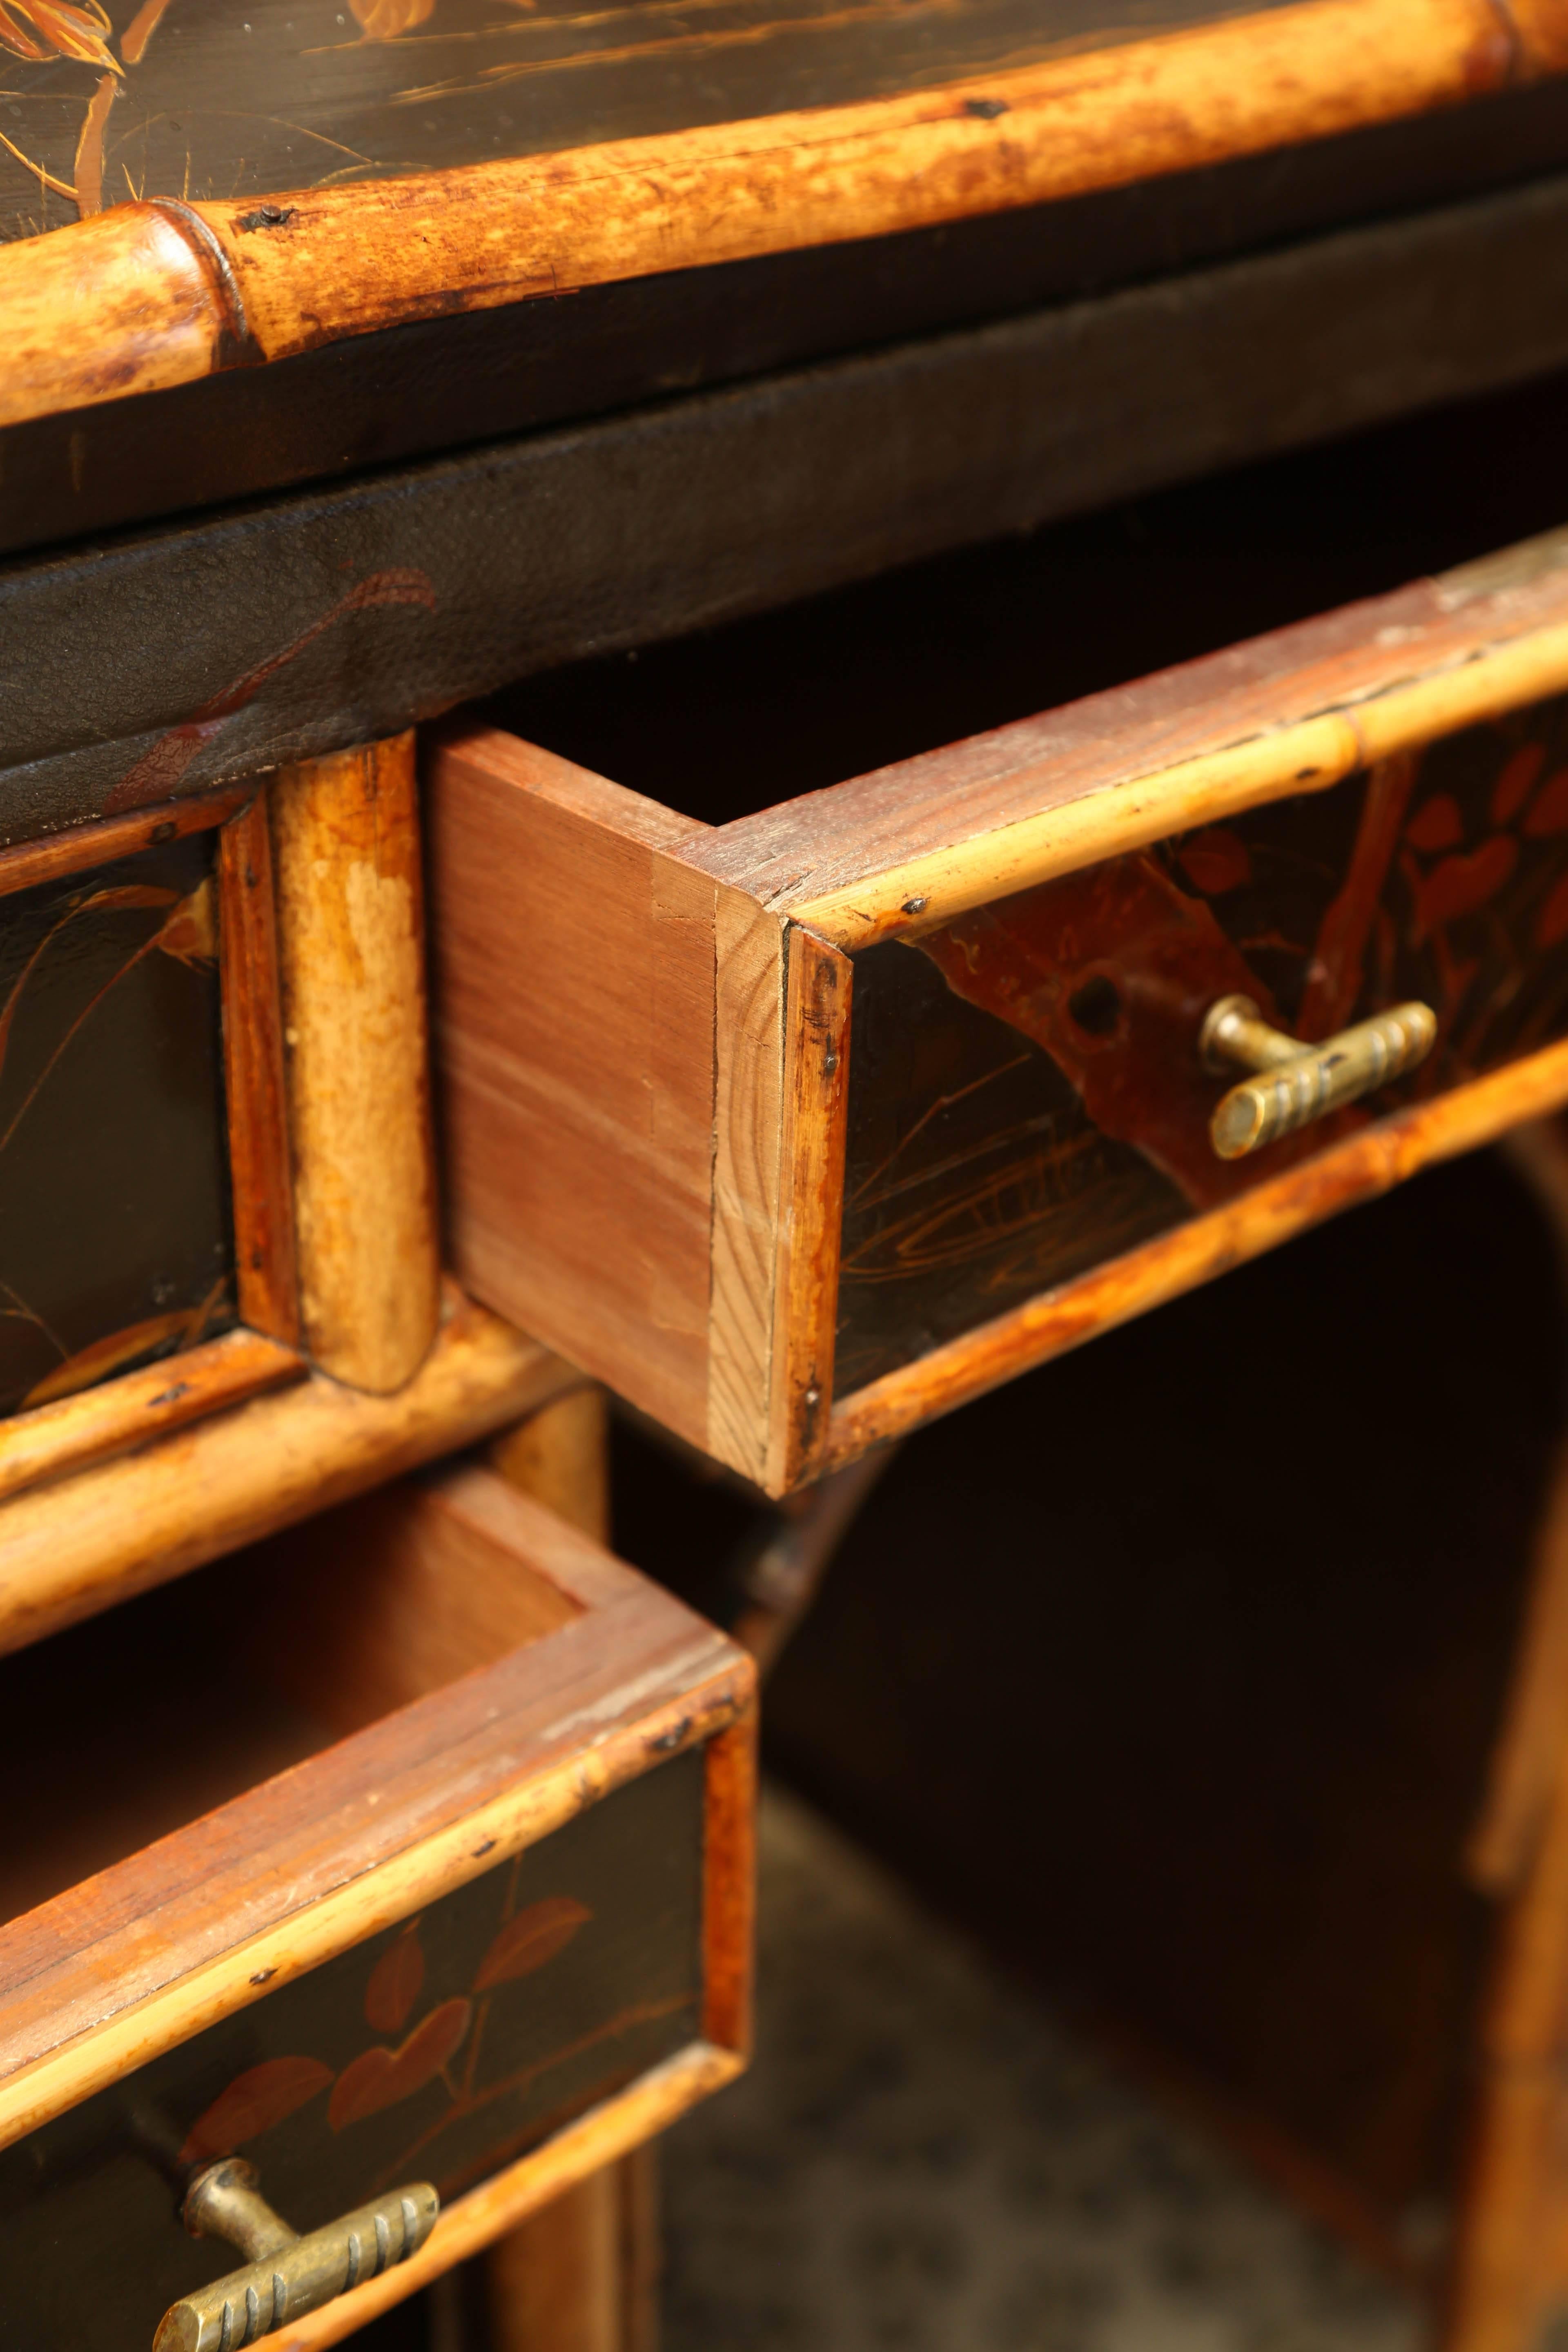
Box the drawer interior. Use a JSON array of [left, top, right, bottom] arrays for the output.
[[0, 1476, 580, 1928], [485, 368, 1568, 827]]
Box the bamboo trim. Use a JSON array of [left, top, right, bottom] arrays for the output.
[[218, 792, 301, 1344], [0, 788, 249, 894], [826, 1039, 1568, 1464], [0, 1287, 577, 1657], [270, 2044, 744, 2350], [270, 733, 441, 1393], [0, 0, 1550, 430], [764, 927, 852, 1492], [786, 615, 1568, 949], [701, 1718, 758, 2058], [0, 1327, 302, 1507]]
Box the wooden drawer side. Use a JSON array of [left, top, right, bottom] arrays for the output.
[[426, 725, 722, 1454]]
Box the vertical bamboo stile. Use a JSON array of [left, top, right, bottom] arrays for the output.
[[270, 734, 440, 1392], [487, 1385, 657, 2352]]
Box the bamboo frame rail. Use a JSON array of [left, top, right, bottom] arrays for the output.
[[2, 0, 1566, 432]]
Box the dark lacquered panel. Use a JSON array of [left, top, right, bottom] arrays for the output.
[[0, 1747, 704, 2352], [0, 831, 233, 1417], [0, 0, 1294, 246], [837, 692, 1568, 1392]]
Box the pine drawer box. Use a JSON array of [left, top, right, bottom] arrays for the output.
[[428, 526, 1568, 1494], [0, 1464, 753, 2352]]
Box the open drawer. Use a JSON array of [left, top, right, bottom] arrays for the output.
[[0, 1463, 753, 2351], [427, 523, 1568, 1494]]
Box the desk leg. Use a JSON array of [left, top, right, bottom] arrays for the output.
[[1449, 1125, 1568, 2352], [483, 1387, 662, 2352]]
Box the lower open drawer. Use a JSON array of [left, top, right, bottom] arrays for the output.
[[0, 1464, 753, 2351]]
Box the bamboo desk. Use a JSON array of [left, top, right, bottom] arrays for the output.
[[7, 0, 1568, 2346]]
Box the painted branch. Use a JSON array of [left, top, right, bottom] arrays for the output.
[[827, 1038, 1568, 1465], [267, 2047, 741, 2350], [0, 1288, 577, 1657], [271, 732, 441, 1392], [0, 0, 1556, 432]]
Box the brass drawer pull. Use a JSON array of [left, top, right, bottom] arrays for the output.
[[153, 2159, 439, 2352], [1199, 994, 1437, 1160]]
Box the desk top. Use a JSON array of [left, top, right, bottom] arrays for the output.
[[2, 0, 1566, 436]]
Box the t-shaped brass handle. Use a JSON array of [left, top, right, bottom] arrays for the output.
[[153, 2160, 439, 2351], [1200, 994, 1437, 1160]]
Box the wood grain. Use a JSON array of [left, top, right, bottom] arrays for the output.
[[218, 791, 300, 1345], [256, 1474, 588, 1740], [701, 1720, 758, 2062], [0, 1326, 301, 1506], [685, 530, 1568, 947], [491, 1387, 612, 1546], [271, 732, 440, 1393], [427, 722, 717, 1453], [1467, 1119, 1568, 1896], [708, 891, 788, 1486], [826, 1036, 1568, 1464], [0, 0, 1554, 432], [765, 927, 852, 1493], [486, 2171, 623, 2352], [485, 1368, 628, 2352], [0, 1468, 752, 2156], [0, 787, 248, 898], [0, 1286, 577, 1656]]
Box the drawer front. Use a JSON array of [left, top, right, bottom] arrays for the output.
[[0, 1752, 703, 2352], [0, 1468, 753, 2348], [430, 529, 1568, 1492], [837, 694, 1568, 1392]]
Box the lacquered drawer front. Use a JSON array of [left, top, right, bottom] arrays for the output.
[[0, 1753, 702, 2352], [837, 695, 1568, 1392]]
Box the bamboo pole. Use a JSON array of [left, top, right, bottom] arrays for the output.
[[270, 731, 441, 1392]]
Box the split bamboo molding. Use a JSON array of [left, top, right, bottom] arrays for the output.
[[3, 0, 1568, 431], [0, 1288, 579, 1658], [271, 732, 441, 1394]]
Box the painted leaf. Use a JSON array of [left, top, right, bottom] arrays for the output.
[[1404, 794, 1463, 854], [1525, 769, 1568, 837], [1176, 829, 1251, 895], [22, 1308, 196, 1408], [1410, 836, 1518, 940], [347, 0, 432, 38], [1537, 869, 1568, 950], [328, 1998, 472, 2130], [1492, 742, 1546, 826], [179, 2057, 334, 2166], [153, 877, 218, 967], [0, 0, 117, 64], [365, 1924, 425, 2034], [474, 1896, 592, 1991]]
